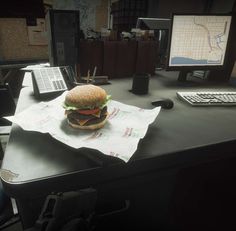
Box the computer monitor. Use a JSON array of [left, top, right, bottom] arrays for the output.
[[166, 14, 232, 81], [136, 17, 171, 68]]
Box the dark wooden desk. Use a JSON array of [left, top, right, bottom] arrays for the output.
[[2, 71, 236, 230]]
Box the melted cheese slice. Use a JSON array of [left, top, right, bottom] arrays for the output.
[[66, 108, 104, 118], [76, 112, 108, 126], [92, 110, 101, 118], [76, 119, 90, 126], [92, 109, 108, 118]]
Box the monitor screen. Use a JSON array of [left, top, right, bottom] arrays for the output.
[[167, 14, 232, 69]]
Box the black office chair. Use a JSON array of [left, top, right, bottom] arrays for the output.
[[0, 83, 16, 158], [0, 181, 17, 229], [26, 189, 130, 231], [26, 189, 97, 231]]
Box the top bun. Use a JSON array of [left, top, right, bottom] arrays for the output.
[[65, 84, 107, 109]]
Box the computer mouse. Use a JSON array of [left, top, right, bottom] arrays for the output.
[[151, 99, 174, 109]]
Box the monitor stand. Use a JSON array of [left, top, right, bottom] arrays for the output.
[[178, 70, 189, 82], [177, 70, 210, 84]]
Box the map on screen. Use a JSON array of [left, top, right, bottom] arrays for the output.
[[169, 15, 232, 67]]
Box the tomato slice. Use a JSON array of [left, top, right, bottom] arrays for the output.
[[78, 108, 100, 115]]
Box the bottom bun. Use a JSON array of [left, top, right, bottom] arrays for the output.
[[68, 117, 108, 130]]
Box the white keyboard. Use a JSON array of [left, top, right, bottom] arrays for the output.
[[177, 91, 236, 106]]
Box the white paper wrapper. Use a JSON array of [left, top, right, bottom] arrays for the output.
[[6, 92, 161, 162]]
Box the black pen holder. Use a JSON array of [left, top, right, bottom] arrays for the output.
[[131, 73, 150, 95]]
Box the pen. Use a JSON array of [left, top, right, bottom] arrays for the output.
[[92, 66, 97, 83], [87, 70, 90, 84]]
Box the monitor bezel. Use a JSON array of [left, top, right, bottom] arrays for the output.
[[166, 13, 233, 71], [136, 17, 171, 30]]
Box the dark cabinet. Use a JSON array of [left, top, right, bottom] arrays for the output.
[[79, 40, 103, 77], [103, 40, 137, 78]]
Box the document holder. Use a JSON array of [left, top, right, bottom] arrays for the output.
[[32, 66, 76, 99]]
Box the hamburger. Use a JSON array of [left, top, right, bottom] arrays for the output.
[[63, 85, 110, 130]]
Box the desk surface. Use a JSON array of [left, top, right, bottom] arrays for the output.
[[2, 71, 236, 197]]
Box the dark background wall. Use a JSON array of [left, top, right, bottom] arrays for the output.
[[147, 0, 235, 18]]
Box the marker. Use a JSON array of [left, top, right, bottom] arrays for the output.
[[92, 66, 97, 83], [87, 70, 90, 84]]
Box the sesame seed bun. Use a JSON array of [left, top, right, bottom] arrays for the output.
[[65, 85, 107, 109]]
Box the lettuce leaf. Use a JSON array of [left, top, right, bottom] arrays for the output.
[[63, 95, 111, 110], [100, 95, 111, 108]]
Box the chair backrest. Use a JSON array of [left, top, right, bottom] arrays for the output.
[[0, 84, 16, 126]]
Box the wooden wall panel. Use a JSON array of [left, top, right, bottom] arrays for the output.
[[0, 18, 48, 61]]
